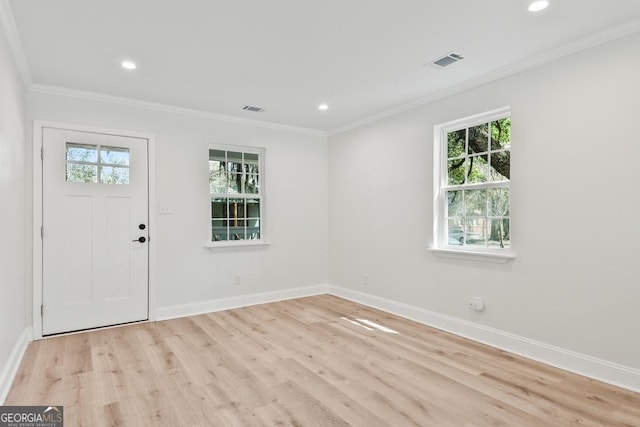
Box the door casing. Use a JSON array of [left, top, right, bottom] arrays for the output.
[[32, 121, 157, 339]]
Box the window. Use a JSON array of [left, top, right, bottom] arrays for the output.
[[209, 146, 264, 245], [65, 143, 130, 184], [433, 107, 511, 255]]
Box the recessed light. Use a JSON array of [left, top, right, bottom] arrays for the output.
[[528, 1, 549, 12], [121, 61, 137, 70], [318, 104, 329, 111]]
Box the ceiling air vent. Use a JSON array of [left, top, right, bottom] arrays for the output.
[[242, 105, 265, 113], [429, 52, 464, 68]]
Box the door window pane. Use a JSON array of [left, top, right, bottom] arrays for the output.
[[66, 143, 98, 162], [100, 146, 130, 166], [100, 166, 129, 184], [66, 163, 97, 183], [65, 142, 130, 185]]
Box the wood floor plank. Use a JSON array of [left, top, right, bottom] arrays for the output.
[[5, 295, 640, 426]]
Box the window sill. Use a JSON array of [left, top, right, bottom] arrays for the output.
[[206, 240, 270, 251], [429, 247, 514, 263]]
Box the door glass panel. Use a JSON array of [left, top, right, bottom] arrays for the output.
[[100, 166, 130, 184], [65, 142, 130, 185], [66, 163, 97, 183], [100, 146, 130, 165], [66, 143, 98, 162]]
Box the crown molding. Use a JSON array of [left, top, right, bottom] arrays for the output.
[[0, 0, 32, 87], [29, 84, 327, 137], [327, 19, 640, 136]]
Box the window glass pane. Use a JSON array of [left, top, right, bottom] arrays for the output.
[[246, 199, 260, 218], [246, 218, 260, 240], [100, 166, 129, 184], [211, 198, 226, 219], [447, 218, 465, 245], [100, 146, 129, 166], [209, 160, 228, 193], [467, 155, 489, 184], [211, 220, 228, 241], [209, 149, 226, 161], [488, 218, 510, 249], [245, 174, 260, 194], [66, 163, 97, 183], [228, 199, 246, 220], [227, 173, 242, 193], [447, 159, 465, 185], [447, 129, 465, 159], [488, 188, 510, 216], [447, 191, 463, 217], [66, 143, 97, 162], [465, 218, 486, 247], [489, 152, 510, 182], [467, 123, 488, 155], [465, 189, 486, 216], [245, 153, 259, 174], [227, 152, 243, 173], [229, 224, 246, 240], [491, 118, 511, 151]]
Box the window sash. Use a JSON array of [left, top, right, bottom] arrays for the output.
[[434, 107, 511, 252], [209, 146, 264, 244]]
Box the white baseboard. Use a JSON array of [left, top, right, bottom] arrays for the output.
[[156, 284, 330, 321], [0, 327, 32, 404], [327, 286, 640, 393]]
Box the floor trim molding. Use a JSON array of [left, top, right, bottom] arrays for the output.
[[0, 327, 32, 404], [156, 284, 330, 321], [327, 286, 640, 393]]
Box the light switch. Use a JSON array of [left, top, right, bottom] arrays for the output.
[[159, 202, 171, 215]]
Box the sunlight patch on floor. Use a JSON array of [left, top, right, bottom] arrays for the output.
[[340, 317, 399, 334]]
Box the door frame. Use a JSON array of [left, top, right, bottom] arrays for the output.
[[32, 120, 157, 339]]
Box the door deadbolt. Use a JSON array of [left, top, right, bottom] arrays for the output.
[[139, 224, 146, 230]]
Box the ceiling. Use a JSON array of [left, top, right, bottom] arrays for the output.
[[5, 0, 640, 133]]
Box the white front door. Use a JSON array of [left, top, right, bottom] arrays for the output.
[[42, 127, 149, 335]]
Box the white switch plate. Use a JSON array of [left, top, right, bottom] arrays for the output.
[[159, 202, 171, 215]]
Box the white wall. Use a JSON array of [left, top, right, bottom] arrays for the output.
[[0, 17, 27, 391], [328, 32, 640, 370], [27, 93, 329, 315]]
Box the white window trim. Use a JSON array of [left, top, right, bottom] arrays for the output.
[[206, 144, 268, 249], [431, 106, 514, 262]]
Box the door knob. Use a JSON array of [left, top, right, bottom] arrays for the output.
[[133, 236, 146, 243]]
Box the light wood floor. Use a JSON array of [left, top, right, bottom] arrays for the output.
[[6, 295, 640, 426]]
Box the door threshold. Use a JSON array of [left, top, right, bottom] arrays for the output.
[[41, 318, 150, 339]]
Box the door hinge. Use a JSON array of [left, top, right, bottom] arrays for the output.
[[41, 305, 44, 316], [41, 147, 43, 160], [41, 226, 44, 239]]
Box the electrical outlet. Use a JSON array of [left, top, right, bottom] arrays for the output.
[[469, 297, 485, 312], [234, 274, 241, 286]]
